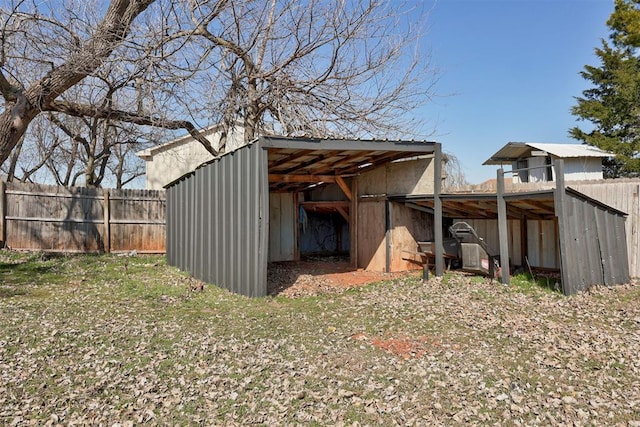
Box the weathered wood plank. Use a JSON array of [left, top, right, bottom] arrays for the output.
[[3, 182, 166, 253]]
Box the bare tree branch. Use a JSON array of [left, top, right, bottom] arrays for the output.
[[46, 100, 216, 155]]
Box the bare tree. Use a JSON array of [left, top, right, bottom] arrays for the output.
[[1, 0, 439, 187], [442, 152, 469, 191], [0, 0, 218, 168], [154, 0, 438, 148]]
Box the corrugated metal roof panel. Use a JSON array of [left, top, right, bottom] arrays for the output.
[[527, 143, 611, 158], [483, 142, 612, 165]]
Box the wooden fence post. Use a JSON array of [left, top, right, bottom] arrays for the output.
[[0, 181, 5, 248], [104, 189, 111, 253]]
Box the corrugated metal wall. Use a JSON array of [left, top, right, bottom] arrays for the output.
[[166, 143, 269, 297], [559, 190, 630, 295], [571, 179, 640, 277]]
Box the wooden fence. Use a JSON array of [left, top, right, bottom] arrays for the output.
[[0, 181, 166, 253]]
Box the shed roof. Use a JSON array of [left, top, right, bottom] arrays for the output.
[[389, 187, 627, 221], [263, 136, 438, 192], [165, 135, 440, 192], [483, 142, 612, 165]]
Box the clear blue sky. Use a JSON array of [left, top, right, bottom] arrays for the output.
[[418, 0, 614, 184]]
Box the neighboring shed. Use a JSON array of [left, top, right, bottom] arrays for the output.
[[484, 142, 611, 183], [390, 161, 630, 295], [165, 136, 445, 297]]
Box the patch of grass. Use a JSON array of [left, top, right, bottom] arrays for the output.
[[510, 272, 559, 294], [470, 275, 487, 285]]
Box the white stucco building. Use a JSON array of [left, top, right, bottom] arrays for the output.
[[136, 124, 246, 189]]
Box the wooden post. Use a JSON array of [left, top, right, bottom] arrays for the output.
[[434, 143, 444, 277], [520, 217, 528, 267], [350, 177, 358, 268], [385, 199, 391, 273], [553, 159, 569, 294], [497, 168, 510, 285], [0, 181, 5, 248], [103, 189, 111, 253]]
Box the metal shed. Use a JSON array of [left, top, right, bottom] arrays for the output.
[[390, 160, 630, 295], [166, 136, 444, 297]]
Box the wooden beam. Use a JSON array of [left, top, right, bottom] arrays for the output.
[[300, 201, 349, 210], [268, 174, 336, 183], [404, 202, 433, 214], [335, 176, 352, 201], [268, 150, 307, 168], [336, 206, 350, 222]]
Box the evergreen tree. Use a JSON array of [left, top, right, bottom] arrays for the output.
[[571, 0, 640, 177]]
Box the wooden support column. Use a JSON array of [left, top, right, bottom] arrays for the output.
[[553, 159, 569, 294], [350, 178, 358, 268], [385, 199, 391, 273], [497, 168, 510, 284], [434, 143, 444, 277], [103, 189, 111, 253]]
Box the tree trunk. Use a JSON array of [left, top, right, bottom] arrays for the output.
[[0, 0, 155, 165]]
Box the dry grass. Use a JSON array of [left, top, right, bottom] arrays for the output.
[[1, 251, 639, 425]]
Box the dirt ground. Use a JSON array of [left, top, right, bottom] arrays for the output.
[[267, 256, 419, 297]]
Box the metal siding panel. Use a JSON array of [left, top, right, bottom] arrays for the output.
[[594, 207, 619, 286], [187, 176, 194, 273], [608, 212, 629, 284], [213, 162, 222, 287], [193, 170, 202, 280], [166, 187, 174, 266], [233, 150, 242, 295], [197, 169, 207, 281], [168, 142, 266, 297], [237, 150, 247, 294], [561, 195, 580, 295], [581, 198, 602, 287], [218, 156, 233, 290], [239, 148, 252, 295], [204, 165, 214, 285], [181, 179, 189, 271], [576, 197, 598, 290], [559, 191, 631, 294], [188, 175, 196, 272], [258, 145, 270, 296], [251, 145, 262, 295]]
